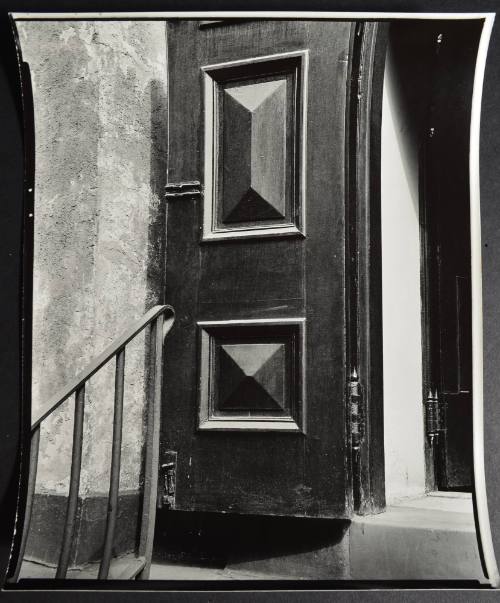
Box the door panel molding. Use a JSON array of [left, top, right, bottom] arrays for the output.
[[202, 50, 308, 241], [197, 318, 305, 432]]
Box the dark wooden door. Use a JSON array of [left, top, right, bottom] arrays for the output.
[[162, 20, 355, 518], [422, 22, 480, 491]]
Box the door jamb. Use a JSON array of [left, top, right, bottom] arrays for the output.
[[346, 21, 388, 515]]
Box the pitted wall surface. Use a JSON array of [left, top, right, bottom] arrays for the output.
[[18, 20, 168, 496]]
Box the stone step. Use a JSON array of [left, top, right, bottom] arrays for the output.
[[350, 494, 486, 582], [19, 554, 145, 580]]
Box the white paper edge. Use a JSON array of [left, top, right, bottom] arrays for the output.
[[9, 11, 496, 20], [470, 11, 499, 589]]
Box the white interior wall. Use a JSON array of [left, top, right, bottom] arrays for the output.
[[381, 42, 426, 504]]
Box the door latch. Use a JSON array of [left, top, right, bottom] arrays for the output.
[[158, 450, 177, 509], [164, 181, 202, 200]]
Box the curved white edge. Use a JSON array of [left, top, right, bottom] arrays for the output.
[[470, 13, 499, 589], [10, 10, 495, 20]]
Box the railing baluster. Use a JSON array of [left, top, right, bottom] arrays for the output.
[[33, 306, 172, 431], [98, 347, 125, 579], [137, 314, 164, 579], [56, 385, 85, 579], [12, 426, 41, 582], [11, 305, 173, 583]]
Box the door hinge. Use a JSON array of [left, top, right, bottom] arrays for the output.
[[424, 389, 446, 445], [348, 368, 364, 451], [158, 450, 177, 509], [164, 181, 202, 200]]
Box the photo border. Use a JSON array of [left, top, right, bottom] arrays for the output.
[[1, 2, 500, 601]]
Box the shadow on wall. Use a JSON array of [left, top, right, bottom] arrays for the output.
[[139, 76, 169, 515], [146, 77, 168, 308], [384, 22, 435, 218]]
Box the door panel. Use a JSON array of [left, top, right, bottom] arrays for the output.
[[202, 51, 305, 239], [163, 20, 354, 518]]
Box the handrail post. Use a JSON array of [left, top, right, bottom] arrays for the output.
[[137, 313, 165, 579], [11, 426, 40, 582], [98, 347, 126, 579], [14, 305, 173, 582], [56, 385, 85, 579]]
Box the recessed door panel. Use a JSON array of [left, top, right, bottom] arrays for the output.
[[202, 51, 306, 240], [198, 319, 305, 432]]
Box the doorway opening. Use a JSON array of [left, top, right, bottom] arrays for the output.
[[381, 20, 482, 503]]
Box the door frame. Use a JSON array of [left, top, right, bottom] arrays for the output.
[[346, 21, 387, 515]]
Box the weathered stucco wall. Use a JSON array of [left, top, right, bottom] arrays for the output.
[[17, 21, 168, 500]]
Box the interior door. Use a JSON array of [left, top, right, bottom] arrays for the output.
[[422, 22, 480, 491], [162, 20, 355, 518]]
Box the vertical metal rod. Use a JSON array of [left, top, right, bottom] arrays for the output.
[[12, 426, 41, 582], [137, 314, 164, 580], [56, 386, 85, 579], [98, 348, 125, 580]]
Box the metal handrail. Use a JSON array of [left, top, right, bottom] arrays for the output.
[[12, 304, 175, 581], [32, 305, 174, 429]]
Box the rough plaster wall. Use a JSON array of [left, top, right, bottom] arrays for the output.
[[17, 21, 168, 495]]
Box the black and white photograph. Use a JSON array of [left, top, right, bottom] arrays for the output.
[[1, 7, 500, 595]]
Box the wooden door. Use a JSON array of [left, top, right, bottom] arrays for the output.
[[162, 20, 356, 518], [422, 21, 480, 491]]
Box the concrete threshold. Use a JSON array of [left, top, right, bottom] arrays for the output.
[[350, 492, 486, 582], [149, 562, 294, 581]]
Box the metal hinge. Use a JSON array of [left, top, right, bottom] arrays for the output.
[[424, 389, 446, 445], [348, 368, 364, 451], [164, 181, 202, 200], [158, 450, 177, 509]]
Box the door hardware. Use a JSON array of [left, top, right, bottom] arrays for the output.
[[158, 450, 177, 509], [164, 181, 202, 200]]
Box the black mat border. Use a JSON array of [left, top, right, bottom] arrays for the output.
[[1, 0, 500, 601]]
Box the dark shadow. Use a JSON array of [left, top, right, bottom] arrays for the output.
[[153, 508, 350, 577], [146, 77, 169, 307], [384, 22, 436, 218], [1, 14, 33, 584], [137, 77, 169, 553]]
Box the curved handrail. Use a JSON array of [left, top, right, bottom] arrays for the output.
[[13, 303, 175, 582], [31, 304, 175, 429]]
